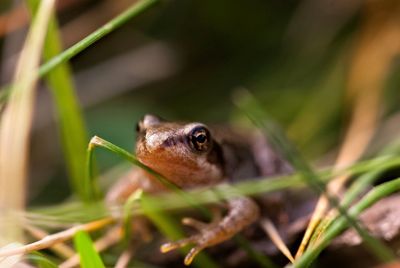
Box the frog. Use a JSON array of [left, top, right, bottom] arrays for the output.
[[106, 114, 291, 265]]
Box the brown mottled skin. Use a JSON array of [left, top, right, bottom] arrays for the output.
[[106, 114, 290, 265]]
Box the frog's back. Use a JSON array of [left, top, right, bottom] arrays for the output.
[[211, 126, 291, 183]]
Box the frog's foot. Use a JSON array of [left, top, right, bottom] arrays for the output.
[[181, 206, 222, 230], [160, 198, 260, 265], [160, 234, 201, 264], [160, 221, 217, 265], [161, 210, 221, 265]]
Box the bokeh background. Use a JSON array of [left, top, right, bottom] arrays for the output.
[[0, 0, 399, 206]]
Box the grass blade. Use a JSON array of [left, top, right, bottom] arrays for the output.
[[29, 252, 58, 268], [0, 0, 55, 244], [38, 0, 160, 78], [26, 0, 89, 200], [73, 230, 105, 268]]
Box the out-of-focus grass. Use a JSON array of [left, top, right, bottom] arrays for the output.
[[0, 0, 55, 244], [38, 0, 160, 78], [73, 230, 105, 268], [29, 252, 58, 268], [27, 0, 89, 201]]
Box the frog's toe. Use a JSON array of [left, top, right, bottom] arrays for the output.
[[160, 235, 207, 266], [160, 235, 199, 253], [182, 217, 209, 230], [160, 216, 223, 265], [184, 244, 206, 265]]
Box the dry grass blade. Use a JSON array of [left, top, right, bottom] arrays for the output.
[[0, 243, 24, 268], [24, 224, 75, 259], [0, 217, 114, 258], [0, 0, 56, 244], [115, 245, 135, 268], [260, 218, 294, 263], [295, 0, 400, 259]]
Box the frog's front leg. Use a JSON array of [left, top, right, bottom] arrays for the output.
[[161, 197, 260, 265], [106, 169, 164, 205]]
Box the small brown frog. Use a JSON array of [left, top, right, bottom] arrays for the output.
[[107, 114, 290, 265]]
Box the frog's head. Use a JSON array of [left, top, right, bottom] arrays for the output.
[[135, 114, 224, 188]]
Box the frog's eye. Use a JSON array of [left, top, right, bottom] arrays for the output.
[[188, 126, 211, 152]]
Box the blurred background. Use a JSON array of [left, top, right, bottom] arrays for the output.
[[0, 0, 399, 206]]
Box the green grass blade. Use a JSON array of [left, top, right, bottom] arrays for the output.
[[29, 252, 58, 268], [27, 0, 89, 200], [73, 230, 105, 268], [38, 0, 160, 78]]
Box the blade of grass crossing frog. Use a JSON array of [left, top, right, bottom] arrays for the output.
[[233, 90, 395, 263], [29, 154, 400, 221], [89, 153, 400, 219], [140, 193, 219, 268], [295, 176, 400, 267], [73, 231, 105, 268]]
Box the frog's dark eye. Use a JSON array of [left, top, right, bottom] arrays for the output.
[[188, 126, 211, 152]]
